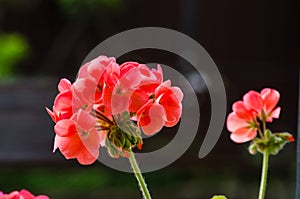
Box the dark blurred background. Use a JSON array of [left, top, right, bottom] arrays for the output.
[[0, 0, 298, 198]]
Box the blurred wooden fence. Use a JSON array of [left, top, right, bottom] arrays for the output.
[[0, 77, 61, 163]]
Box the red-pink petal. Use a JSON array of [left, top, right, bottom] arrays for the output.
[[230, 127, 257, 143], [36, 196, 50, 199], [119, 67, 141, 88], [72, 109, 96, 131], [243, 90, 263, 112], [54, 90, 72, 111], [54, 119, 76, 137], [266, 107, 281, 122], [226, 112, 248, 133], [79, 128, 100, 160], [129, 89, 149, 113], [46, 107, 56, 122], [260, 88, 280, 114], [76, 146, 98, 165], [232, 101, 254, 120], [58, 78, 72, 92], [111, 93, 130, 115], [73, 78, 102, 104], [164, 104, 182, 127], [19, 189, 36, 199], [120, 62, 139, 76], [53, 135, 81, 158], [140, 104, 166, 136]]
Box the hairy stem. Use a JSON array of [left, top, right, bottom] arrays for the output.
[[258, 148, 269, 199], [129, 151, 152, 199]]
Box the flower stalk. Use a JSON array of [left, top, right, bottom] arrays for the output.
[[258, 147, 269, 199], [129, 150, 152, 199]]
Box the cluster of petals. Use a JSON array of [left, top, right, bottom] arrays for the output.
[[47, 55, 183, 164], [227, 88, 280, 143], [0, 189, 49, 199]]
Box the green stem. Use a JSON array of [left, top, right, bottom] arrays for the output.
[[129, 151, 152, 199], [258, 148, 269, 199]]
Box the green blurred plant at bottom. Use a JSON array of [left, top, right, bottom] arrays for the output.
[[211, 196, 227, 199], [0, 33, 30, 77]]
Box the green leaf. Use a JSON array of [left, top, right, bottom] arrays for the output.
[[248, 131, 294, 156], [264, 129, 272, 140]]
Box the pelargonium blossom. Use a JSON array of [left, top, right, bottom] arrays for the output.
[[47, 55, 183, 164], [0, 189, 49, 199], [243, 88, 280, 122], [227, 88, 280, 143], [227, 101, 258, 143], [54, 109, 103, 165]]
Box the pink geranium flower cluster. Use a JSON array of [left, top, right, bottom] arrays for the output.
[[0, 189, 49, 199], [47, 55, 183, 164], [227, 88, 281, 143]]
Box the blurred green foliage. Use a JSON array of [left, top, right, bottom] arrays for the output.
[[57, 0, 123, 18], [0, 33, 30, 77]]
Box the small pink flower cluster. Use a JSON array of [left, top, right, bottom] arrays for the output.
[[227, 88, 281, 143], [0, 189, 49, 199], [47, 56, 183, 164]]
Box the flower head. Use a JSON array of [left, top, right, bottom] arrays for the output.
[[47, 55, 183, 164], [243, 88, 280, 122], [227, 88, 281, 143], [227, 101, 258, 143], [54, 109, 103, 165]]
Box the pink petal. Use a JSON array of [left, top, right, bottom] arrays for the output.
[[54, 135, 81, 159], [54, 90, 72, 111], [111, 93, 130, 115], [119, 67, 141, 88], [140, 104, 166, 136], [19, 189, 36, 198], [243, 90, 263, 112], [78, 55, 108, 80], [58, 78, 72, 92], [230, 127, 257, 143], [86, 59, 106, 81], [79, 128, 100, 160], [129, 89, 149, 113], [164, 104, 182, 127], [46, 107, 56, 122], [73, 78, 102, 103], [54, 119, 76, 137], [260, 88, 280, 114], [151, 64, 163, 83], [271, 106, 281, 119], [72, 109, 96, 131], [266, 107, 281, 122], [120, 62, 139, 76], [36, 196, 50, 199], [170, 86, 183, 103], [76, 147, 98, 165], [226, 112, 248, 132], [232, 101, 254, 120]]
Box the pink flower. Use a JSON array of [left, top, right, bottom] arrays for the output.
[[136, 80, 183, 135], [120, 62, 163, 86], [110, 62, 163, 115], [243, 88, 280, 122], [47, 55, 184, 162], [0, 189, 49, 199], [46, 78, 87, 122], [74, 56, 119, 104], [227, 101, 258, 143], [227, 88, 281, 143], [54, 109, 103, 165]]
